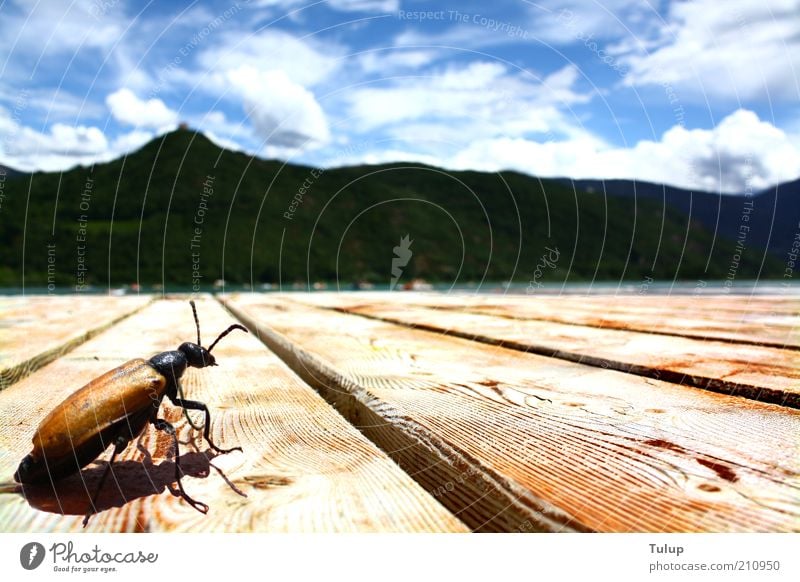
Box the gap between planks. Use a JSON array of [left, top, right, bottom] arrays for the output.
[[0, 297, 466, 533], [296, 292, 800, 350], [282, 294, 800, 410], [0, 295, 153, 392], [219, 293, 800, 533]]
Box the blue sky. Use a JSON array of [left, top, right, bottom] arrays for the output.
[[1, 0, 799, 192]]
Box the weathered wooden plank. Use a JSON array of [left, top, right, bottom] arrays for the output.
[[222, 293, 800, 533], [0, 295, 152, 391], [285, 292, 800, 406], [286, 292, 800, 349], [276, 291, 800, 339], [0, 297, 467, 533], [451, 300, 800, 349], [311, 301, 800, 408], [283, 291, 800, 312]]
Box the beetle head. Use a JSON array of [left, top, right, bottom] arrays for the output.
[[184, 301, 248, 367], [179, 342, 217, 368]]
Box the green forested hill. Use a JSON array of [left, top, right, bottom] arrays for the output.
[[0, 128, 776, 289]]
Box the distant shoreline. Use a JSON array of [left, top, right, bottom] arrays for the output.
[[2, 280, 798, 296]]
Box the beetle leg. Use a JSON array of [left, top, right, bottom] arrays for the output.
[[82, 435, 128, 528], [175, 380, 205, 431], [169, 396, 243, 455], [152, 418, 209, 515]]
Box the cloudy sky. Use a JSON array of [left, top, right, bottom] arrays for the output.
[[1, 0, 799, 193]]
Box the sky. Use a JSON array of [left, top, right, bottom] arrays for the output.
[[1, 0, 799, 193]]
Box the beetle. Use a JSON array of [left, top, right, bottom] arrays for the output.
[[14, 301, 247, 526]]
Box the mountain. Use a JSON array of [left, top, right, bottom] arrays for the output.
[[0, 164, 20, 179], [561, 178, 800, 261], [0, 128, 782, 289]]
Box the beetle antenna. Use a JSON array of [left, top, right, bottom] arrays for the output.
[[190, 300, 201, 345], [208, 324, 248, 353]]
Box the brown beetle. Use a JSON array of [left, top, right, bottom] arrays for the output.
[[14, 301, 247, 525]]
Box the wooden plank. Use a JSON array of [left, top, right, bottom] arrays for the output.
[[310, 300, 800, 409], [275, 292, 800, 334], [0, 295, 152, 391], [287, 292, 800, 349], [450, 299, 800, 349], [282, 291, 800, 313], [0, 297, 467, 533], [222, 293, 800, 533]]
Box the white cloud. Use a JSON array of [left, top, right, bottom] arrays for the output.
[[357, 49, 440, 74], [619, 0, 800, 101], [226, 66, 330, 148], [198, 29, 341, 87], [7, 124, 108, 157], [625, 109, 800, 191], [110, 130, 154, 154], [344, 62, 592, 147], [0, 110, 163, 172], [204, 130, 248, 153], [528, 0, 661, 44], [195, 110, 246, 137], [0, 106, 17, 135], [106, 89, 178, 129], [392, 22, 519, 50], [0, 87, 106, 121], [111, 49, 154, 95], [0, 121, 110, 171], [253, 0, 399, 12], [1, 0, 123, 57], [391, 1, 656, 50], [347, 61, 505, 129], [188, 110, 256, 152], [441, 109, 800, 193], [170, 28, 339, 152], [326, 0, 398, 11]]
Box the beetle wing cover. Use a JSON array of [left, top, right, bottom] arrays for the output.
[[30, 359, 167, 460]]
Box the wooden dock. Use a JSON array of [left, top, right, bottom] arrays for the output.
[[0, 292, 798, 532]]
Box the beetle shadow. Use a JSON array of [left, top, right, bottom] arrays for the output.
[[18, 451, 217, 517]]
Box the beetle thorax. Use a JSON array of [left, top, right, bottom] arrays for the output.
[[149, 350, 189, 382]]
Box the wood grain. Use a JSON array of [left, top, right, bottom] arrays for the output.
[[0, 297, 466, 533], [452, 298, 800, 349], [0, 295, 152, 391], [222, 293, 800, 533], [288, 292, 800, 349], [311, 300, 800, 408]]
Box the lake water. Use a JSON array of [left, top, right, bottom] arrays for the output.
[[2, 280, 798, 296]]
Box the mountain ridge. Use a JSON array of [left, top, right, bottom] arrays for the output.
[[559, 177, 800, 259], [0, 128, 783, 288]]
